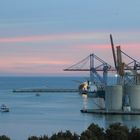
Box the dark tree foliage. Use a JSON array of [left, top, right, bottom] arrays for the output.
[[87, 123, 105, 140], [50, 130, 79, 140], [80, 129, 97, 140], [28, 136, 39, 140], [105, 123, 129, 140], [28, 135, 49, 140], [3, 122, 140, 140], [80, 123, 105, 140], [0, 135, 10, 140], [129, 127, 140, 140]]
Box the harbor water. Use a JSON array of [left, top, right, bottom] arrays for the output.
[[0, 76, 140, 140]]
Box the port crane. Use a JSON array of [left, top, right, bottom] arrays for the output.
[[110, 34, 140, 85], [64, 53, 115, 86], [64, 34, 140, 86]]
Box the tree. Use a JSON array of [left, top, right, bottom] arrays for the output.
[[129, 127, 140, 140], [105, 123, 129, 140], [80, 123, 105, 140], [0, 135, 10, 140], [28, 136, 39, 140], [80, 129, 97, 140], [28, 135, 49, 140], [50, 130, 79, 140]]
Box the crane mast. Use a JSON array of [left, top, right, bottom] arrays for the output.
[[110, 34, 117, 69], [110, 34, 140, 85]]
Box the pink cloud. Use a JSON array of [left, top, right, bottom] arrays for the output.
[[0, 57, 71, 66], [0, 31, 140, 75], [0, 32, 107, 43], [0, 55, 72, 74]]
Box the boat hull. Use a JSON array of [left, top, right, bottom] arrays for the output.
[[80, 89, 105, 98], [0, 104, 10, 112]]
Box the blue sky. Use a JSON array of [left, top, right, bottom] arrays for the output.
[[0, 0, 140, 76]]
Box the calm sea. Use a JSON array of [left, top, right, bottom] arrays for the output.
[[0, 76, 140, 140]]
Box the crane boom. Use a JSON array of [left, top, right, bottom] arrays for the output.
[[110, 34, 117, 69]]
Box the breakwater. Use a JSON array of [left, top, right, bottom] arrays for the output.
[[13, 88, 78, 93]]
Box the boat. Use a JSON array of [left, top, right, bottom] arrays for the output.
[[79, 80, 105, 98], [79, 81, 97, 97], [0, 104, 10, 112], [36, 93, 40, 96]]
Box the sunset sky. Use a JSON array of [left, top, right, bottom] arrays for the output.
[[0, 0, 140, 76]]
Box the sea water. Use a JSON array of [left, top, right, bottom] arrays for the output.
[[0, 76, 140, 140]]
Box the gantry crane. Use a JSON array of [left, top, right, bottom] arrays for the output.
[[64, 53, 115, 86]]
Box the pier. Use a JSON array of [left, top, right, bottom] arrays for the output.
[[13, 88, 78, 93], [81, 109, 140, 115]]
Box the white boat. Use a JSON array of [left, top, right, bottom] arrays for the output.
[[0, 104, 10, 112]]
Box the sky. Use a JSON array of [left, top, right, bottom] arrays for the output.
[[0, 0, 140, 76]]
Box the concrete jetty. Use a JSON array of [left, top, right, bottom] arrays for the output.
[[13, 88, 78, 93], [81, 109, 140, 115]]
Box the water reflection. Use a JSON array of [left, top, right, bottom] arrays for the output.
[[82, 94, 88, 109], [82, 95, 104, 110], [105, 115, 140, 129], [82, 95, 140, 129]]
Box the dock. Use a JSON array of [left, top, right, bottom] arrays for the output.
[[13, 88, 78, 93], [81, 109, 140, 115]]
